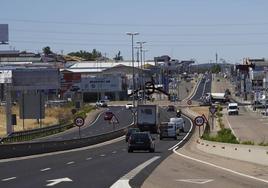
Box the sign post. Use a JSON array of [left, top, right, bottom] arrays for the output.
[[74, 116, 85, 139], [209, 105, 217, 130], [194, 116, 205, 137]]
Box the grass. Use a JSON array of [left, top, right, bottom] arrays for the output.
[[202, 128, 239, 144], [258, 142, 268, 146], [240, 140, 255, 145]]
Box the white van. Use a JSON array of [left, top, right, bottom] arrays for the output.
[[159, 122, 180, 140], [227, 103, 239, 115], [169, 117, 185, 132]]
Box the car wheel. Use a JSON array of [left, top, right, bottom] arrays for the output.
[[149, 148, 155, 153], [128, 149, 133, 153]]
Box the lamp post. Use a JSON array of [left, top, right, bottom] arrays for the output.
[[137, 42, 146, 104], [126, 32, 139, 108]]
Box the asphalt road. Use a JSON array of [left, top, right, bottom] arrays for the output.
[[191, 74, 212, 101], [0, 108, 192, 188], [34, 106, 133, 142]]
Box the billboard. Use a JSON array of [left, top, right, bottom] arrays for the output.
[[81, 76, 122, 92], [12, 69, 60, 90], [0, 24, 8, 44], [0, 70, 12, 83], [19, 92, 45, 119]]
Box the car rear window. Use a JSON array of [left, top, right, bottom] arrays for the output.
[[131, 133, 149, 139]]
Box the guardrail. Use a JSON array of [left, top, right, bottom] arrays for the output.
[[0, 122, 74, 143], [0, 125, 130, 159]]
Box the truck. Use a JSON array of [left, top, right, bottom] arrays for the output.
[[137, 105, 159, 133], [201, 92, 230, 105]]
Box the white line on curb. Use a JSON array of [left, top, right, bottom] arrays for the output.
[[110, 156, 161, 188], [168, 115, 193, 151], [173, 149, 268, 184]]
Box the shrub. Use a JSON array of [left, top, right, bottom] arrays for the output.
[[241, 140, 255, 145]]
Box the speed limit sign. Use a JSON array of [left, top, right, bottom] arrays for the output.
[[74, 116, 85, 127], [187, 100, 192, 105], [194, 116, 205, 126]]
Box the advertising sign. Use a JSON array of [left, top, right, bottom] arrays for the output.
[[0, 24, 8, 44], [81, 76, 122, 92]]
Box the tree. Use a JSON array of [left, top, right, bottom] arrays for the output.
[[211, 64, 221, 73], [113, 51, 123, 61], [68, 49, 102, 61], [43, 46, 53, 55]]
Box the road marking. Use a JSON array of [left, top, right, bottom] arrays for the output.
[[46, 177, 72, 187], [66, 161, 75, 165], [100, 154, 106, 157], [176, 179, 214, 184], [112, 151, 117, 154], [224, 115, 239, 141], [110, 156, 161, 188], [2, 177, 16, 181], [173, 149, 268, 184], [168, 115, 193, 151], [40, 168, 51, 172], [86, 157, 92, 160], [122, 148, 126, 151]]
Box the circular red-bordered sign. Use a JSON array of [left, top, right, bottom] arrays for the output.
[[187, 100, 192, 105], [194, 116, 205, 126], [74, 116, 85, 127]]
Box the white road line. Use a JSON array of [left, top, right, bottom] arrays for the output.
[[66, 161, 75, 165], [224, 114, 239, 141], [112, 151, 117, 154], [86, 157, 92, 160], [173, 149, 268, 184], [2, 177, 16, 181], [122, 148, 126, 151], [40, 168, 51, 172], [110, 156, 161, 188], [100, 154, 106, 157], [168, 115, 193, 151]]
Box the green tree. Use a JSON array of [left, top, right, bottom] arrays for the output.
[[211, 64, 221, 73], [43, 46, 53, 55], [68, 49, 102, 61]]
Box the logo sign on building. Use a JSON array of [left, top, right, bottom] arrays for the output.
[[0, 70, 12, 83], [81, 76, 122, 92], [0, 24, 8, 44]]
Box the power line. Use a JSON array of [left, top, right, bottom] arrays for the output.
[[2, 18, 268, 27], [12, 29, 268, 37]]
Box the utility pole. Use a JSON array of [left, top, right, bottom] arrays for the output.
[[137, 41, 146, 104]]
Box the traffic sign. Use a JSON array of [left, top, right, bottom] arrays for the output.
[[209, 105, 217, 114], [194, 116, 205, 126], [187, 100, 192, 105], [74, 116, 85, 127]]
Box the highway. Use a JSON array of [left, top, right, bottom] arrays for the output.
[[0, 107, 192, 188], [191, 74, 211, 101]]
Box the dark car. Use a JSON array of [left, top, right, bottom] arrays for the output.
[[125, 128, 140, 142], [167, 105, 175, 112], [128, 132, 155, 153], [104, 111, 114, 121]]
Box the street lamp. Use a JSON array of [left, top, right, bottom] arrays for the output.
[[126, 32, 139, 108]]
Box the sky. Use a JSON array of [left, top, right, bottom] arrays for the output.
[[0, 0, 268, 64]]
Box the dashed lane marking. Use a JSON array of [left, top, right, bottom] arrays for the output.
[[66, 161, 75, 165], [40, 168, 51, 172], [86, 157, 92, 160], [2, 177, 17, 182]]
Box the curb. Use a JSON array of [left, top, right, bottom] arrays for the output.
[[183, 107, 268, 166]]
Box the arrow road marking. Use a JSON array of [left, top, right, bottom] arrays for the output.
[[176, 179, 214, 184], [110, 156, 160, 188], [2, 177, 16, 181], [46, 177, 72, 187]]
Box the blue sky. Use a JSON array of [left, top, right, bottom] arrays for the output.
[[0, 0, 268, 63]]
